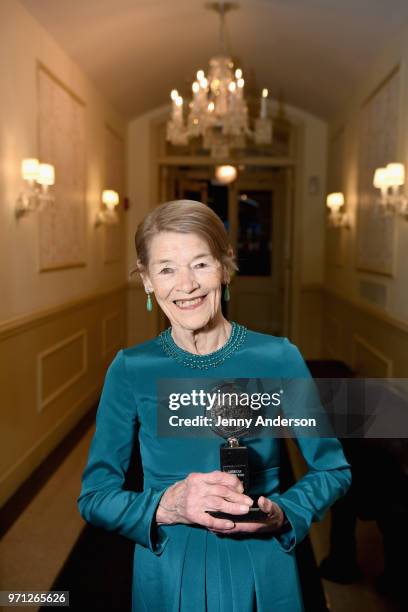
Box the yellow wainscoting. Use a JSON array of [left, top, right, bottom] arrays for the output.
[[0, 285, 127, 506], [323, 313, 343, 360], [352, 334, 393, 377], [127, 279, 162, 345], [37, 329, 88, 413], [322, 288, 408, 377], [297, 285, 407, 376], [298, 285, 324, 359], [102, 311, 123, 358]]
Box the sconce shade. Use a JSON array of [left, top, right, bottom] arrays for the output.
[[21, 158, 39, 181], [326, 192, 344, 212], [215, 165, 238, 185], [102, 189, 119, 210], [373, 168, 389, 188], [386, 163, 405, 187], [372, 162, 408, 220], [37, 163, 55, 186]]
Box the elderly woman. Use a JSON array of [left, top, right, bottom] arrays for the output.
[[78, 199, 351, 611]]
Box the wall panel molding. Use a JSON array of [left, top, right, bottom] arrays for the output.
[[351, 334, 393, 377], [321, 288, 407, 376], [323, 314, 342, 359], [37, 330, 88, 413], [0, 287, 126, 506], [102, 312, 122, 357], [0, 284, 127, 341], [324, 286, 408, 334], [298, 285, 407, 375]]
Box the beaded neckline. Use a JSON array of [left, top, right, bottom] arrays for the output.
[[158, 321, 247, 369]]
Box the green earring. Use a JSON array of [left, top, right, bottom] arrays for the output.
[[223, 283, 230, 302], [146, 291, 153, 312]]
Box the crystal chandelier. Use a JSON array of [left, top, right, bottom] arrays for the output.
[[166, 1, 272, 159]]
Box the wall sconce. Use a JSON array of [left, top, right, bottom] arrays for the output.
[[15, 158, 55, 218], [95, 190, 120, 226], [326, 192, 350, 228], [215, 165, 238, 185], [373, 162, 408, 219]]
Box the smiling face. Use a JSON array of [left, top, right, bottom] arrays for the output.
[[140, 231, 228, 332]]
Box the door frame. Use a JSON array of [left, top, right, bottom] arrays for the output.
[[157, 163, 295, 338]]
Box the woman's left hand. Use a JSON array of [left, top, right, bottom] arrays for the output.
[[208, 496, 285, 534]]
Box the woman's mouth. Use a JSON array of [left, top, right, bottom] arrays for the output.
[[174, 295, 207, 310]]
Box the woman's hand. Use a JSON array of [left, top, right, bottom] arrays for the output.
[[208, 495, 286, 535], [155, 470, 254, 532]]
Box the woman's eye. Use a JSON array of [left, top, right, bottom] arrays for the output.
[[195, 262, 208, 269], [160, 267, 173, 274]]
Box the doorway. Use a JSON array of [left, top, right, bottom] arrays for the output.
[[158, 165, 292, 337]]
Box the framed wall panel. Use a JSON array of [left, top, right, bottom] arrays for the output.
[[356, 66, 400, 276], [37, 64, 87, 271]]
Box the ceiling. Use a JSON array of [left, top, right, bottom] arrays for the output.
[[19, 0, 408, 120]]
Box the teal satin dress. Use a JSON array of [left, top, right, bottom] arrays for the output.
[[78, 323, 351, 611]]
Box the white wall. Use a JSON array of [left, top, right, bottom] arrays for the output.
[[0, 0, 127, 324], [326, 22, 408, 323], [126, 105, 168, 274]]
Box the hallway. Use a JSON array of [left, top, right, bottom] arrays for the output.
[[1, 1, 408, 610]]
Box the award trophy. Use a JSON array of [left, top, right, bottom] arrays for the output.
[[205, 381, 268, 522]]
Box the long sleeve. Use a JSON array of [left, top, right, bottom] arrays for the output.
[[77, 349, 168, 554], [270, 338, 352, 552]]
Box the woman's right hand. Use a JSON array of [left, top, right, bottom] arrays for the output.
[[155, 470, 254, 531]]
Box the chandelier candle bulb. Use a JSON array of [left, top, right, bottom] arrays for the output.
[[237, 78, 245, 100], [170, 90, 180, 120], [260, 89, 268, 119], [174, 96, 183, 121], [191, 82, 202, 114], [229, 81, 236, 110]]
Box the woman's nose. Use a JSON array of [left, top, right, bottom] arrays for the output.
[[175, 267, 199, 292]]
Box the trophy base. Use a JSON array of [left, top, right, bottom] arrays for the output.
[[207, 507, 269, 523]]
